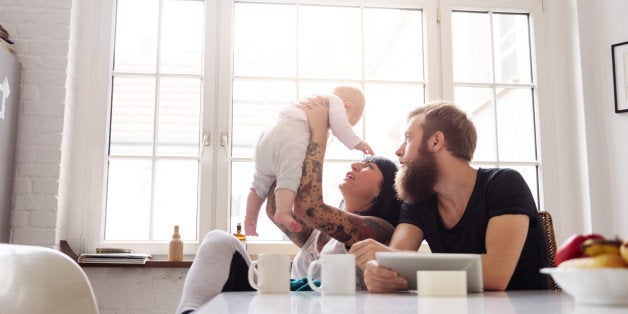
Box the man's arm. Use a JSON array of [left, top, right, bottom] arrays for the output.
[[350, 223, 425, 292], [482, 214, 529, 291], [350, 223, 424, 268]]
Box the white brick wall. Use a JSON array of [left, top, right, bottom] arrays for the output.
[[0, 1, 188, 312], [85, 268, 189, 314], [1, 0, 71, 247]]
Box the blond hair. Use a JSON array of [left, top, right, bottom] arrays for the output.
[[408, 101, 477, 161]]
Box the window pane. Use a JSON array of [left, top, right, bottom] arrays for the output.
[[364, 8, 423, 81], [157, 77, 201, 157], [299, 5, 361, 79], [455, 87, 496, 162], [231, 80, 297, 158], [153, 160, 199, 241], [110, 76, 156, 156], [160, 0, 203, 74], [496, 88, 536, 161], [364, 83, 424, 162], [493, 13, 532, 84], [231, 4, 427, 242], [233, 3, 296, 77], [452, 11, 491, 83], [114, 0, 158, 73], [105, 159, 152, 240]]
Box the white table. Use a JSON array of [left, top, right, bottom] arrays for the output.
[[196, 291, 628, 314]]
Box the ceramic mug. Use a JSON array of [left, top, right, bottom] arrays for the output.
[[248, 254, 290, 293], [307, 254, 356, 295]]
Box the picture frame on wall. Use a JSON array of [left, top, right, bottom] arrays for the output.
[[612, 41, 628, 113]]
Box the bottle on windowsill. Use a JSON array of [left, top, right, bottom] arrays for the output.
[[168, 225, 183, 261], [233, 222, 247, 249]]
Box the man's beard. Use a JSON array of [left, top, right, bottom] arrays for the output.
[[395, 143, 438, 204]]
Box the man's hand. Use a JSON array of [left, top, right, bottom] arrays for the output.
[[349, 238, 392, 270], [362, 260, 408, 293]]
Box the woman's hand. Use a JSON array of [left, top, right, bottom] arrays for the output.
[[362, 260, 408, 293], [298, 96, 329, 137], [349, 238, 393, 270]]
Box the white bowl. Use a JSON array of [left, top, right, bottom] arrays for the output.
[[541, 267, 628, 305]]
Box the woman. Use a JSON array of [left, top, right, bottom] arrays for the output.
[[177, 97, 401, 313]]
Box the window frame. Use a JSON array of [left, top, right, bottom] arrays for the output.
[[440, 0, 550, 211], [73, 0, 552, 255]]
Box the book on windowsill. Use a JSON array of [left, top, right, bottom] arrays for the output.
[[0, 24, 15, 54], [78, 252, 152, 264]]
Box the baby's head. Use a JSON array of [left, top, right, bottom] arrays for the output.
[[332, 86, 365, 126]]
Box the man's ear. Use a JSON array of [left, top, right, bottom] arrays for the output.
[[344, 101, 353, 111], [428, 131, 445, 152]]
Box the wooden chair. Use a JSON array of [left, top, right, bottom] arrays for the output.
[[538, 210, 561, 290]]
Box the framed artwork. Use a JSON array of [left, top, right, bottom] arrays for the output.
[[612, 41, 628, 113]]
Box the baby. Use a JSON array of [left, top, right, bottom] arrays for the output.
[[244, 86, 373, 236]]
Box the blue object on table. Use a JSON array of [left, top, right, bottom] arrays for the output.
[[291, 277, 320, 291]]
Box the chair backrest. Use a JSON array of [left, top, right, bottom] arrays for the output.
[[538, 210, 561, 290], [0, 243, 99, 314]]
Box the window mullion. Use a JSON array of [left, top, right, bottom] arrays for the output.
[[147, 0, 166, 241], [488, 10, 500, 168]]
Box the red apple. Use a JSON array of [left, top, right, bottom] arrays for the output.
[[555, 233, 604, 265]]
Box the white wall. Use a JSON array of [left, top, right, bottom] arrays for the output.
[[538, 0, 591, 242], [576, 0, 628, 238], [0, 0, 72, 247], [84, 268, 187, 314]]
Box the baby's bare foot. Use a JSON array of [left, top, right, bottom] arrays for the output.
[[244, 219, 259, 236], [274, 212, 302, 233]]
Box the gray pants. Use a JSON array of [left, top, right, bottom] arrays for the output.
[[176, 230, 252, 313], [252, 117, 310, 199]]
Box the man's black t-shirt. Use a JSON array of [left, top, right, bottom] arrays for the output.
[[398, 168, 549, 290]]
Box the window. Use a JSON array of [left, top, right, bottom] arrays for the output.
[[83, 0, 546, 253], [449, 10, 540, 206], [229, 2, 426, 240], [104, 0, 203, 243]]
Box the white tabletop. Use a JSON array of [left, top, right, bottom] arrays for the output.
[[196, 291, 628, 314]]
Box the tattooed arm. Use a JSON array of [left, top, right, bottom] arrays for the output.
[[265, 182, 313, 248], [293, 98, 395, 247]]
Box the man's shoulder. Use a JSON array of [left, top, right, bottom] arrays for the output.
[[478, 167, 530, 200], [479, 167, 521, 182]]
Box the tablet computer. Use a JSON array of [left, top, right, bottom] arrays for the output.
[[375, 252, 483, 293]]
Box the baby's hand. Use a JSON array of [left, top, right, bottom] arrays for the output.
[[355, 141, 374, 155]]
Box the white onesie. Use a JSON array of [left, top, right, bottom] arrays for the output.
[[251, 93, 362, 198]]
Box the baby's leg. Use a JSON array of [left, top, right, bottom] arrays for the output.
[[244, 189, 265, 236], [273, 188, 302, 232]]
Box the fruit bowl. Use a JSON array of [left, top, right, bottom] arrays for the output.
[[541, 267, 628, 305]]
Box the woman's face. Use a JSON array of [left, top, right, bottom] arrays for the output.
[[338, 161, 384, 213]]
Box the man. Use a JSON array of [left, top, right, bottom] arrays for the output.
[[349, 102, 548, 291]]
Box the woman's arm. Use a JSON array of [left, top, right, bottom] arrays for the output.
[[293, 98, 394, 246], [264, 183, 314, 248]]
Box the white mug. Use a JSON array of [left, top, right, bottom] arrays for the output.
[[248, 254, 290, 293], [307, 254, 356, 295]]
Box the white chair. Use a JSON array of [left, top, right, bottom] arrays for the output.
[[0, 243, 99, 314]]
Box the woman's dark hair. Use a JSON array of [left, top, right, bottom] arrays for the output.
[[354, 155, 402, 227]]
